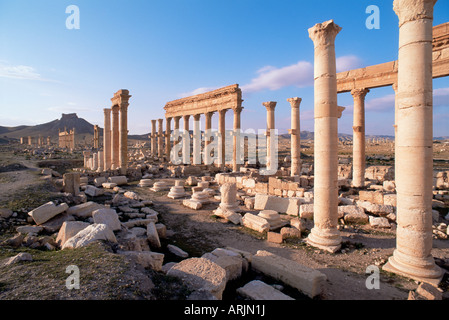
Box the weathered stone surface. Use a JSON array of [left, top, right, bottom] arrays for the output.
[[2, 253, 33, 266], [242, 213, 270, 233], [214, 209, 242, 225], [108, 176, 128, 186], [267, 232, 283, 244], [280, 227, 302, 239], [237, 280, 295, 300], [167, 257, 227, 300], [122, 218, 154, 228], [202, 248, 243, 282], [56, 221, 90, 247], [0, 208, 13, 219], [39, 212, 75, 233], [357, 201, 395, 216], [146, 222, 161, 249], [92, 208, 121, 231], [340, 206, 369, 224], [124, 191, 139, 200], [290, 217, 306, 232], [299, 204, 314, 220], [67, 202, 106, 218], [182, 199, 203, 210], [121, 251, 164, 271], [167, 244, 189, 258], [28, 202, 69, 225], [369, 216, 391, 228], [93, 176, 107, 187], [84, 185, 105, 197], [62, 224, 117, 249], [251, 250, 327, 298], [16, 225, 43, 234], [416, 282, 443, 300]]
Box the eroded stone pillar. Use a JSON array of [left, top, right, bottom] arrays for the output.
[[165, 117, 172, 161], [118, 91, 131, 175], [151, 120, 157, 156], [111, 105, 120, 170], [182, 115, 190, 164], [193, 114, 202, 165], [93, 125, 99, 149], [288, 97, 302, 177], [158, 119, 164, 158], [351, 88, 369, 188], [307, 20, 342, 253], [218, 109, 227, 169], [232, 107, 243, 172], [383, 0, 443, 285], [103, 108, 111, 170], [263, 102, 277, 173], [204, 112, 215, 165]]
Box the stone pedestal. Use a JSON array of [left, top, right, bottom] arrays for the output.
[[306, 20, 342, 253], [168, 180, 187, 199], [383, 0, 443, 285], [151, 181, 168, 192]]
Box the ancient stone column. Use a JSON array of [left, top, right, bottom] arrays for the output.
[[383, 0, 443, 285], [119, 96, 130, 175], [103, 108, 112, 170], [111, 105, 120, 169], [306, 20, 342, 253], [97, 150, 104, 172], [171, 116, 181, 162], [165, 117, 172, 161], [63, 172, 80, 196], [351, 88, 369, 188], [158, 118, 164, 158], [83, 151, 91, 168], [204, 112, 215, 165], [263, 102, 277, 173], [218, 109, 227, 170], [193, 114, 202, 165], [232, 107, 243, 172], [183, 115, 190, 164], [93, 125, 99, 149], [288, 97, 302, 177], [392, 82, 399, 163], [151, 120, 157, 156]]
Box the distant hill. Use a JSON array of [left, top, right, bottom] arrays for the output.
[[0, 113, 102, 141]]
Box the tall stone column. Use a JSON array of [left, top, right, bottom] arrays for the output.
[[119, 99, 130, 175], [93, 125, 99, 149], [392, 82, 399, 164], [171, 116, 181, 162], [263, 102, 277, 173], [193, 114, 202, 165], [158, 119, 164, 158], [165, 117, 172, 161], [103, 108, 111, 170], [218, 109, 227, 170], [351, 88, 369, 188], [232, 107, 243, 172], [307, 20, 342, 253], [383, 0, 443, 285], [151, 120, 157, 157], [288, 97, 302, 176], [182, 115, 190, 164], [205, 112, 214, 147], [111, 105, 120, 170]]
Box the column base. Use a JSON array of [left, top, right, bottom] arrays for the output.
[[306, 227, 342, 253], [382, 250, 444, 286]]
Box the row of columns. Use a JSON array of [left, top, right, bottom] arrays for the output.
[[149, 108, 243, 172], [102, 90, 131, 175], [307, 0, 442, 285]]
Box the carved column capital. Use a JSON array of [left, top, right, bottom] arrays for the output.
[[393, 0, 436, 27], [263, 101, 277, 112], [350, 88, 370, 100], [308, 19, 342, 47], [287, 97, 302, 109]]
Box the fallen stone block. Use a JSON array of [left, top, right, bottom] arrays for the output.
[[202, 248, 243, 282], [237, 280, 295, 301], [167, 257, 227, 300], [39, 212, 75, 233], [124, 191, 139, 200], [122, 218, 155, 228], [28, 202, 69, 225], [280, 227, 302, 239], [299, 204, 314, 220], [147, 222, 161, 249], [62, 223, 117, 250], [2, 253, 33, 266], [102, 182, 118, 189], [56, 221, 90, 247], [416, 282, 443, 300], [94, 176, 107, 187], [251, 250, 327, 298], [92, 208, 121, 231], [182, 199, 203, 210], [357, 201, 395, 216], [369, 216, 391, 228], [67, 202, 106, 218], [340, 206, 369, 224], [242, 213, 270, 233], [121, 251, 164, 271], [16, 225, 43, 235], [167, 244, 189, 258], [84, 185, 105, 197], [108, 176, 128, 186], [267, 232, 283, 244]]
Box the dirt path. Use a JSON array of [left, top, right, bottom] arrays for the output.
[[130, 184, 449, 300]]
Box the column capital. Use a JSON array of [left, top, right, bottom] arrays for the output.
[[218, 109, 228, 116], [287, 97, 302, 109], [158, 118, 164, 124], [308, 19, 342, 47], [111, 104, 120, 113], [205, 111, 215, 119], [337, 106, 346, 119], [233, 106, 244, 114], [350, 88, 370, 100], [392, 82, 398, 92], [103, 108, 111, 115], [393, 0, 436, 27], [193, 114, 201, 121], [263, 101, 277, 112]]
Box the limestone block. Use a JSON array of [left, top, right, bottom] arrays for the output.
[[183, 199, 203, 210], [258, 210, 288, 230], [93, 176, 107, 187], [357, 201, 394, 216], [280, 227, 302, 239], [299, 204, 314, 220], [102, 182, 118, 189], [108, 176, 128, 186], [214, 208, 242, 225], [16, 225, 43, 234], [267, 232, 283, 244], [124, 191, 139, 200], [56, 221, 90, 247], [202, 248, 243, 281], [2, 253, 33, 266], [147, 222, 161, 249], [244, 197, 255, 210], [416, 282, 443, 300], [67, 202, 106, 218], [254, 194, 271, 210], [242, 213, 270, 233], [369, 216, 391, 228], [84, 185, 105, 197], [383, 194, 397, 207], [286, 198, 301, 216], [251, 250, 327, 298], [138, 179, 153, 187], [62, 223, 117, 249], [155, 223, 167, 239], [92, 208, 121, 231], [63, 173, 80, 196], [359, 191, 384, 205], [123, 218, 155, 228], [237, 280, 295, 301], [28, 202, 69, 225], [290, 217, 306, 232], [121, 251, 164, 271], [340, 206, 369, 224], [167, 257, 227, 300], [167, 244, 189, 258]]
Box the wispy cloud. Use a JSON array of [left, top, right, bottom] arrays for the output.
[[336, 55, 364, 72], [0, 62, 55, 82], [179, 86, 219, 98], [241, 61, 314, 93]]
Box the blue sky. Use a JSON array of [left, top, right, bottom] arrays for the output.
[[0, 0, 448, 136]]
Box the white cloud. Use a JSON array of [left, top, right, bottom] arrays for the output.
[[365, 94, 396, 112], [434, 87, 449, 107], [0, 62, 48, 81], [179, 87, 219, 98], [336, 55, 364, 73], [241, 61, 314, 93]]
